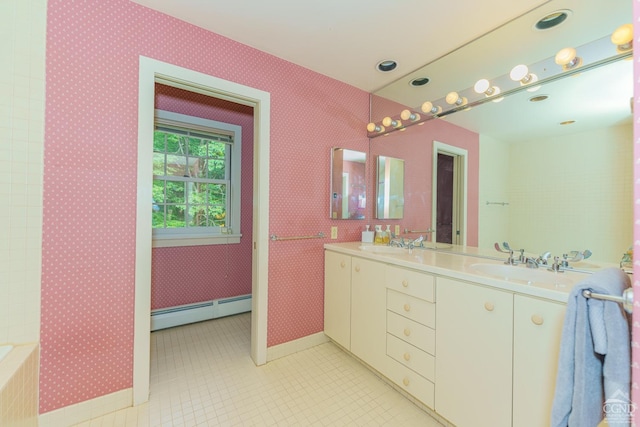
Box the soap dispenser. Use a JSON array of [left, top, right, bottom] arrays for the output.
[[374, 225, 383, 244], [383, 225, 391, 244]]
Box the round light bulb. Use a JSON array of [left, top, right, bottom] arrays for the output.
[[611, 24, 633, 51], [446, 91, 460, 105], [510, 64, 529, 82], [555, 47, 576, 66], [421, 101, 433, 113], [382, 116, 392, 127], [400, 110, 411, 120], [474, 79, 490, 94], [366, 122, 377, 133]]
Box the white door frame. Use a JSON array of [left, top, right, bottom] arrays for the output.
[[432, 141, 468, 246], [134, 56, 270, 405]]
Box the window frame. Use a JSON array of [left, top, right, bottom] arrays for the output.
[[152, 110, 242, 247]]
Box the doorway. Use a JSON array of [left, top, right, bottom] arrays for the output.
[[432, 141, 468, 246], [134, 57, 271, 405]]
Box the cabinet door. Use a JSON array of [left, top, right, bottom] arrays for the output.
[[435, 277, 513, 427], [324, 251, 351, 350], [513, 295, 566, 427], [351, 257, 387, 371]]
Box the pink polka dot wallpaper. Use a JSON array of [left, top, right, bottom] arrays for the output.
[[42, 0, 369, 413]]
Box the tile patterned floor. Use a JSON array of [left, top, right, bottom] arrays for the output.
[[74, 313, 444, 426]]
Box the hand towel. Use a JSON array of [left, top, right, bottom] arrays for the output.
[[551, 268, 631, 427]]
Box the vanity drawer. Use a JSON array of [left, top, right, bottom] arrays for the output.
[[387, 289, 435, 328], [387, 333, 435, 382], [386, 266, 435, 302], [387, 310, 435, 355], [385, 356, 435, 409]]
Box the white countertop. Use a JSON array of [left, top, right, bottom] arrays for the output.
[[324, 242, 618, 303]]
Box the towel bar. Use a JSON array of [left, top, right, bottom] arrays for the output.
[[582, 288, 634, 314], [270, 232, 325, 241]]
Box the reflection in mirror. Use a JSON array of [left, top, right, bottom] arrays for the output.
[[330, 148, 366, 220], [368, 0, 632, 264], [376, 156, 405, 219]]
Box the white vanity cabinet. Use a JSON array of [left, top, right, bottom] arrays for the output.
[[512, 295, 566, 427], [384, 265, 437, 408], [324, 246, 568, 427], [436, 277, 566, 427], [324, 251, 387, 372], [351, 256, 387, 371], [324, 250, 352, 350], [435, 277, 514, 427]]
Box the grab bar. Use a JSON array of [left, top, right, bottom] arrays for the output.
[[582, 288, 634, 314], [270, 232, 325, 241], [486, 201, 509, 206], [404, 228, 435, 234]]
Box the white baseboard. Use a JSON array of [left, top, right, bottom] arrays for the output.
[[39, 388, 132, 427], [266, 332, 329, 362], [151, 294, 251, 331]]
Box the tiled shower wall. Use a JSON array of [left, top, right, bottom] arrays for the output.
[[0, 0, 45, 344]]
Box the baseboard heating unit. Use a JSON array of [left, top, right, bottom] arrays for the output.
[[150, 294, 252, 331]]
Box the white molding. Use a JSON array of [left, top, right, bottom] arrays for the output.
[[266, 332, 330, 362], [136, 56, 270, 406], [38, 389, 132, 427]]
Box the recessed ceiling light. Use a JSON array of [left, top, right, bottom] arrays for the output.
[[560, 120, 576, 126], [529, 95, 549, 102], [376, 60, 398, 73], [409, 77, 430, 87], [534, 9, 571, 31]]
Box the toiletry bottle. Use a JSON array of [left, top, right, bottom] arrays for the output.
[[374, 225, 383, 244], [383, 225, 391, 244], [362, 225, 374, 243]]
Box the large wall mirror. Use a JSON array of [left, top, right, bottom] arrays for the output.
[[330, 148, 367, 220], [369, 0, 632, 264]]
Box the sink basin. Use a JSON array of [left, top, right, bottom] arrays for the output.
[[470, 263, 576, 286], [358, 245, 406, 254]]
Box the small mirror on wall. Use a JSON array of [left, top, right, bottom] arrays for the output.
[[377, 155, 405, 219], [330, 148, 367, 219]]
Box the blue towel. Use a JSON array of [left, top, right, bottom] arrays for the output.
[[551, 268, 631, 427]]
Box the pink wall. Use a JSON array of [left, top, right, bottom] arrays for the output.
[[42, 0, 369, 413], [369, 96, 480, 245], [151, 85, 254, 309]]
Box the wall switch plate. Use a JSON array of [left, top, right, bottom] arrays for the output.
[[395, 225, 400, 236], [331, 226, 338, 239]]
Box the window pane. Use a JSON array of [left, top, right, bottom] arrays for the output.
[[187, 137, 205, 157], [165, 204, 186, 228], [187, 157, 204, 178], [165, 181, 185, 204], [186, 181, 206, 205], [207, 159, 226, 180], [153, 153, 165, 176], [152, 207, 165, 228], [152, 180, 165, 204], [153, 132, 166, 152], [166, 134, 185, 155], [207, 183, 226, 205], [166, 155, 188, 177], [188, 206, 209, 227]]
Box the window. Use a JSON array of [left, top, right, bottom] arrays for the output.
[[152, 110, 241, 247]]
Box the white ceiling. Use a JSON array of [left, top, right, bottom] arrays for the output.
[[131, 0, 550, 92], [131, 0, 633, 142]]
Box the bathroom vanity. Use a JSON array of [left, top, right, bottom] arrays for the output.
[[324, 242, 591, 427]]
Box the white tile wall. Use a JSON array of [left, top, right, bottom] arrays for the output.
[[0, 0, 46, 344]]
